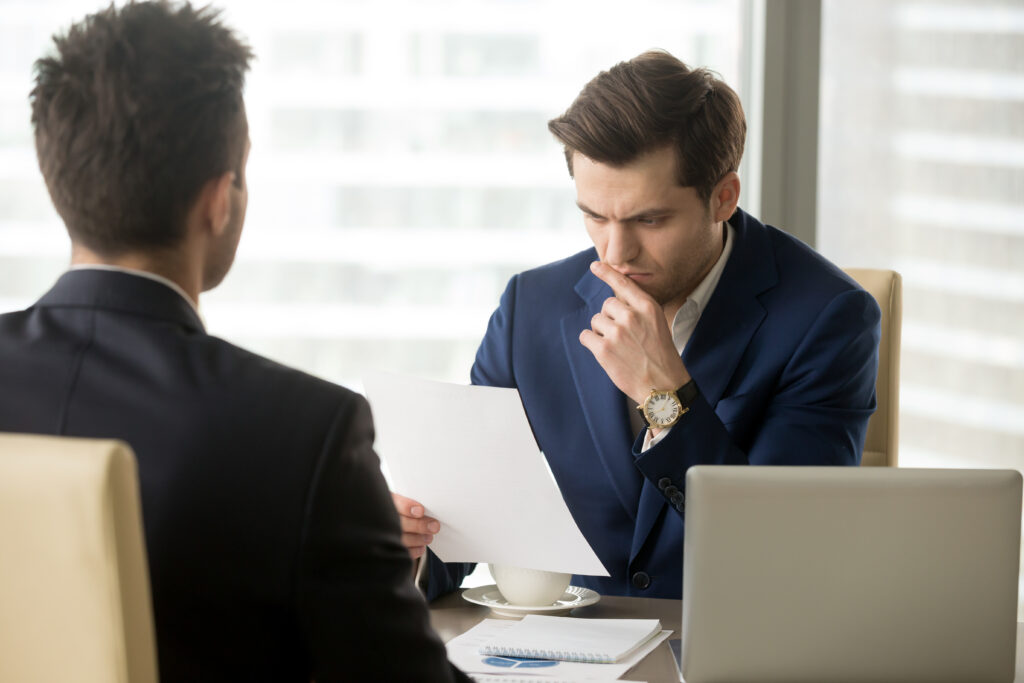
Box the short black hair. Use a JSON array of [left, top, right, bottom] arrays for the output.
[[31, 1, 253, 255]]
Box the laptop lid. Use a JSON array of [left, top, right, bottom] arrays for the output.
[[681, 466, 1021, 683]]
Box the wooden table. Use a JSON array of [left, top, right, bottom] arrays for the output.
[[431, 590, 1024, 683], [429, 590, 683, 681]]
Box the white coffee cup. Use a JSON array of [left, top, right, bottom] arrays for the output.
[[489, 564, 572, 606]]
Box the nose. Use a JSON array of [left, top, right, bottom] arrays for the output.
[[602, 221, 637, 266]]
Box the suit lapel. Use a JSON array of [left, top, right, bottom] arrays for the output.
[[683, 210, 776, 406], [629, 210, 778, 563], [561, 272, 644, 522]]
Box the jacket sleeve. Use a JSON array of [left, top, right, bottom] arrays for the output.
[[295, 392, 470, 682], [633, 287, 882, 512]]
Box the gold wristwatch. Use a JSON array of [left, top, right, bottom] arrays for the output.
[[636, 380, 698, 429]]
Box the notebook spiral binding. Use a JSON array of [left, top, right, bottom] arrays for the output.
[[479, 646, 613, 664]]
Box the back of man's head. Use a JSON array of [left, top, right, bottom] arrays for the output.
[[548, 50, 746, 203], [31, 1, 253, 257]]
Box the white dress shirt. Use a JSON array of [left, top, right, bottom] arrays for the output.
[[69, 263, 205, 328]]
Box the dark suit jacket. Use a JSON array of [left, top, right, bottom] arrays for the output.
[[0, 269, 467, 683], [427, 208, 881, 600]]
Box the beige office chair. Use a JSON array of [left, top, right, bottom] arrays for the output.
[[0, 433, 158, 683], [843, 269, 902, 467]]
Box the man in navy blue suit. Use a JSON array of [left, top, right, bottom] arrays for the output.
[[0, 2, 467, 681], [395, 50, 881, 601]]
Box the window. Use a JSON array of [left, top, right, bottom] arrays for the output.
[[0, 0, 751, 389], [818, 0, 1024, 618], [1, 0, 751, 589]]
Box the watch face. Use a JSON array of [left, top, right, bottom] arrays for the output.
[[644, 391, 682, 427]]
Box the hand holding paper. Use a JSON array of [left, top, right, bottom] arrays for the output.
[[363, 372, 608, 577], [390, 491, 438, 560]]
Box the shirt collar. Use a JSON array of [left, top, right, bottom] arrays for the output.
[[68, 264, 205, 327]]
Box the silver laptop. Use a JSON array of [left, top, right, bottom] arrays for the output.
[[680, 466, 1021, 683]]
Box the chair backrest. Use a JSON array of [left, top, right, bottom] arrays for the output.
[[843, 268, 902, 467], [0, 433, 158, 683]]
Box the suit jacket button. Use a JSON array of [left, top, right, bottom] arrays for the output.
[[632, 571, 651, 590], [669, 491, 685, 506], [657, 477, 672, 491], [664, 485, 680, 498]]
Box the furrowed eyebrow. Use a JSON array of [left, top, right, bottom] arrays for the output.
[[575, 201, 603, 218], [628, 208, 674, 221], [576, 201, 675, 221]]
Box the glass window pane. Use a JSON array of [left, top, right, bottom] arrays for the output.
[[818, 0, 1024, 618], [2, 2, 751, 589], [1, 0, 750, 390]]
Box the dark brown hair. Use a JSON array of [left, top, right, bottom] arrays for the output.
[[548, 50, 746, 203], [30, 1, 253, 255]]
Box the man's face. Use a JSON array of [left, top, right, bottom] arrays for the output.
[[202, 135, 250, 292], [573, 146, 723, 317]]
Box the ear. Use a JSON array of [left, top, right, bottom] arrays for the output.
[[710, 171, 741, 223], [202, 171, 236, 236]]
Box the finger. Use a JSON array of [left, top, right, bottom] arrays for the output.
[[600, 296, 635, 325], [580, 327, 642, 401], [407, 545, 426, 560], [579, 327, 603, 352], [400, 515, 441, 535], [590, 261, 649, 306], [580, 328, 617, 365], [590, 312, 626, 342], [402, 532, 434, 548], [391, 491, 426, 518]]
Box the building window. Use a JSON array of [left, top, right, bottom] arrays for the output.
[[818, 0, 1024, 618]]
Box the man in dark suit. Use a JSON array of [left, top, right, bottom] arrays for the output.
[[396, 51, 881, 600], [0, 3, 467, 681]]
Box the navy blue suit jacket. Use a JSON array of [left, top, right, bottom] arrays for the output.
[[428, 209, 880, 600], [0, 270, 467, 683]]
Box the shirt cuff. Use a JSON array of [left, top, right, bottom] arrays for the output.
[[641, 425, 673, 452], [413, 555, 430, 594]]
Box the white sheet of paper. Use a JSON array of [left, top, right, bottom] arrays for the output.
[[446, 619, 670, 679], [363, 372, 608, 576]]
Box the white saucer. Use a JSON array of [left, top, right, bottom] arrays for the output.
[[461, 584, 600, 617]]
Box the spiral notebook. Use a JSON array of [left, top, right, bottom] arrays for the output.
[[470, 678, 650, 683], [477, 614, 662, 664]]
